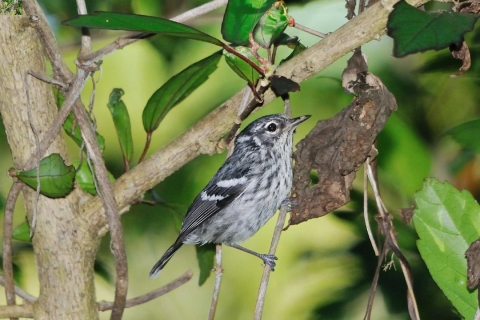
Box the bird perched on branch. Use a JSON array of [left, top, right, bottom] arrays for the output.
[[150, 113, 310, 278]]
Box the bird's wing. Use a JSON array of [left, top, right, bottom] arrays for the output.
[[177, 151, 255, 242], [177, 180, 247, 241]]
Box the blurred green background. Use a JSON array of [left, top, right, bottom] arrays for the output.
[[1, 0, 480, 319]]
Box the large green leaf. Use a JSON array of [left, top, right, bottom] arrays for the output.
[[253, 2, 289, 48], [387, 0, 479, 57], [15, 154, 75, 198], [107, 88, 134, 168], [196, 243, 216, 286], [74, 160, 115, 195], [142, 51, 222, 133], [63, 12, 224, 46], [414, 178, 480, 319], [222, 0, 276, 45], [223, 46, 261, 87], [444, 119, 480, 154]]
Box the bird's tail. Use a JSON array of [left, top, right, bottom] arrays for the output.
[[149, 242, 183, 278]]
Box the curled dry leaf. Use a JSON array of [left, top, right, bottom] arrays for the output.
[[341, 48, 368, 94], [450, 41, 471, 78], [399, 205, 415, 224], [289, 71, 397, 225], [466, 238, 480, 290]]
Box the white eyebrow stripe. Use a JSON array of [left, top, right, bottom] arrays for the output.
[[200, 191, 225, 201], [216, 177, 248, 188]]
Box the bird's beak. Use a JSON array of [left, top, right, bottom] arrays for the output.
[[285, 115, 311, 131]]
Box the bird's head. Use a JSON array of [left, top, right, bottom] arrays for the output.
[[235, 114, 310, 148]]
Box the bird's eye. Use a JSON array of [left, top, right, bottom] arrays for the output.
[[267, 123, 277, 132]]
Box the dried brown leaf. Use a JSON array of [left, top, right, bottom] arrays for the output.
[[450, 41, 471, 78], [289, 73, 397, 225]]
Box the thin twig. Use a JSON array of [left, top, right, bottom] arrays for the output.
[[208, 244, 223, 320], [0, 275, 37, 304], [364, 159, 379, 256], [293, 22, 327, 38], [366, 161, 420, 320], [0, 305, 33, 319], [24, 72, 41, 238], [27, 71, 67, 88], [97, 270, 193, 311], [2, 182, 22, 320], [253, 205, 288, 320], [77, 0, 228, 65], [73, 100, 128, 320]]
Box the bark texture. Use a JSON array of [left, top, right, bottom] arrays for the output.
[[0, 15, 99, 319]]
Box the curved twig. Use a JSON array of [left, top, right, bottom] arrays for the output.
[[0, 275, 37, 304], [97, 270, 192, 311], [2, 182, 22, 320]]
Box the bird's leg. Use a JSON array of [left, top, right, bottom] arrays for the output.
[[281, 198, 297, 212], [226, 243, 278, 271]]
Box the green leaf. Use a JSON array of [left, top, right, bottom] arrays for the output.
[[279, 41, 306, 65], [15, 154, 75, 198], [222, 0, 276, 45], [196, 243, 216, 286], [107, 88, 134, 168], [74, 160, 115, 195], [414, 178, 480, 319], [253, 2, 289, 48], [223, 46, 261, 86], [63, 12, 224, 46], [54, 88, 105, 153], [387, 1, 479, 57], [444, 119, 480, 154], [142, 51, 222, 133], [12, 222, 31, 242], [63, 112, 106, 153]]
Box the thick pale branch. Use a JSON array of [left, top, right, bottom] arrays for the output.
[[82, 0, 429, 232], [0, 305, 33, 319]]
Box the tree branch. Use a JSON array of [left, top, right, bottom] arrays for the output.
[[82, 0, 430, 233], [97, 270, 193, 311], [0, 305, 33, 319], [2, 182, 22, 319], [0, 275, 37, 304]]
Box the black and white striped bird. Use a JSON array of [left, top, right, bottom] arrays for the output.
[[150, 114, 310, 278]]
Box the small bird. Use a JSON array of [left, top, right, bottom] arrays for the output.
[[150, 114, 310, 278]]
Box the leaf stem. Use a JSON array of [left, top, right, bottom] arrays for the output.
[[221, 44, 265, 76], [138, 132, 152, 164]]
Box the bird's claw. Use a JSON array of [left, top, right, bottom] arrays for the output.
[[259, 254, 278, 271], [281, 198, 297, 212]]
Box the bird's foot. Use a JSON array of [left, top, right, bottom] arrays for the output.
[[259, 254, 278, 271], [281, 198, 297, 212]]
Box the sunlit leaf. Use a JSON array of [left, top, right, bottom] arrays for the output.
[[414, 178, 479, 319], [15, 154, 75, 198], [142, 51, 222, 133], [64, 12, 224, 46], [444, 119, 480, 154], [253, 2, 289, 48], [222, 0, 276, 45], [107, 88, 134, 168], [12, 222, 31, 242], [74, 160, 115, 195], [387, 0, 479, 57], [223, 46, 261, 86], [196, 243, 216, 286]]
